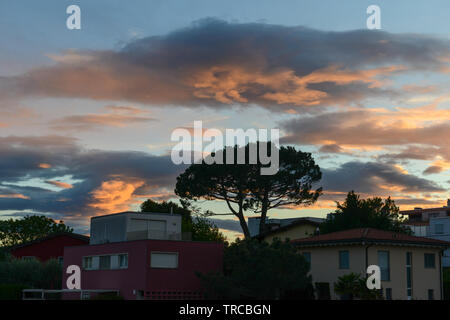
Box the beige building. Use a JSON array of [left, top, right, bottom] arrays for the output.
[[292, 228, 449, 300], [256, 217, 322, 243]]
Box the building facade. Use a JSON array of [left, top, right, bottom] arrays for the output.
[[293, 228, 449, 300], [401, 200, 450, 267], [249, 216, 323, 239], [62, 212, 223, 300], [255, 217, 323, 243], [62, 239, 223, 300]]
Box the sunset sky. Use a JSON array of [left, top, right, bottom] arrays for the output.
[[0, 0, 449, 239]]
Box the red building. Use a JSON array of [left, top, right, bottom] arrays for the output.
[[10, 232, 90, 263], [61, 211, 224, 300], [62, 238, 223, 300]]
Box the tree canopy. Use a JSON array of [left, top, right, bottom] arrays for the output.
[[0, 215, 73, 247], [197, 238, 314, 299], [175, 143, 322, 238], [319, 191, 411, 234]]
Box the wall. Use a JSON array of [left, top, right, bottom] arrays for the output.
[[90, 212, 182, 245], [300, 245, 366, 300], [263, 224, 317, 243], [62, 239, 223, 300], [429, 217, 450, 267], [367, 245, 442, 300], [299, 244, 443, 300]]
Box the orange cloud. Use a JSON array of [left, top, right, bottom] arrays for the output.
[[89, 178, 145, 213], [45, 180, 73, 189], [0, 194, 30, 200]]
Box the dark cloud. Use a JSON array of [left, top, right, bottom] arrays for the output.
[[1, 19, 449, 110], [208, 218, 243, 233], [423, 165, 444, 175], [318, 144, 346, 154], [320, 161, 445, 195]]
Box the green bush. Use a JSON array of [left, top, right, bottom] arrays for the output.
[[198, 238, 313, 300], [0, 257, 62, 289], [0, 284, 28, 300], [444, 268, 450, 300], [334, 273, 383, 300]]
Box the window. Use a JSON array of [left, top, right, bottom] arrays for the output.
[[424, 253, 435, 268], [385, 288, 392, 300], [435, 224, 444, 234], [150, 252, 178, 269], [378, 251, 390, 281], [428, 289, 434, 300], [406, 252, 412, 298], [119, 254, 128, 268], [83, 256, 93, 269], [302, 252, 311, 266], [99, 255, 111, 270], [339, 251, 349, 269]]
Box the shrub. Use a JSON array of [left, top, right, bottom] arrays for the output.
[[0, 284, 28, 300], [198, 238, 314, 300]]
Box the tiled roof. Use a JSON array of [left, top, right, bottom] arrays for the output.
[[292, 228, 450, 247]]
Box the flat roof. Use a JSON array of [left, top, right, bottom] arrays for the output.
[[91, 211, 182, 220]]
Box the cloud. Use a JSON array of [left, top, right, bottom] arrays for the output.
[[1, 19, 449, 111], [50, 105, 156, 131], [281, 104, 450, 166], [45, 180, 73, 189], [320, 161, 445, 195], [0, 135, 186, 220]]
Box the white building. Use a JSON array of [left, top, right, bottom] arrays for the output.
[[90, 211, 184, 245]]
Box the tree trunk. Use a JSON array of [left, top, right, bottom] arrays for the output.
[[258, 191, 269, 235]]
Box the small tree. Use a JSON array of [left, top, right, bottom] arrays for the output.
[[0, 215, 73, 247], [334, 273, 383, 300], [198, 238, 314, 299], [320, 191, 411, 234], [191, 217, 227, 243]]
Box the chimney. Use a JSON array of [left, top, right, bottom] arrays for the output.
[[447, 199, 450, 207], [170, 206, 173, 215]]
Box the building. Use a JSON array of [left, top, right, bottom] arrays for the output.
[[90, 211, 187, 244], [10, 232, 89, 263], [401, 199, 450, 223], [62, 211, 223, 300], [429, 217, 450, 267], [401, 200, 450, 267], [248, 216, 324, 239], [292, 228, 449, 300], [254, 217, 323, 243]]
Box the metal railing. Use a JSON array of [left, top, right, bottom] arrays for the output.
[[22, 289, 120, 300]]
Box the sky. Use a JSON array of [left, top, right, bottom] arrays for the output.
[[0, 0, 449, 239]]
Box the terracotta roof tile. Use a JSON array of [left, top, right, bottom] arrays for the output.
[[292, 228, 450, 247]]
